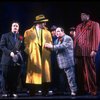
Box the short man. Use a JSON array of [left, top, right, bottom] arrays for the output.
[[45, 27, 77, 96]]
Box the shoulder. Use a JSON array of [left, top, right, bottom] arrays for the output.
[[91, 20, 99, 25], [24, 28, 32, 33], [76, 23, 82, 30], [65, 34, 72, 39], [44, 27, 51, 33], [64, 34, 73, 41], [44, 27, 49, 31], [1, 32, 11, 38], [24, 27, 35, 35]]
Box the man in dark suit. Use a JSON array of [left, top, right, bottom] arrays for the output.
[[0, 22, 23, 97]]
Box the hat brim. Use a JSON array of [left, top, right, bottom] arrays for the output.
[[34, 19, 49, 23]]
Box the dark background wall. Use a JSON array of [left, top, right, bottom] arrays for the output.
[[0, 1, 100, 36]]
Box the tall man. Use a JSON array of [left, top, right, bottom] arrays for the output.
[[74, 11, 100, 95], [24, 14, 52, 95]]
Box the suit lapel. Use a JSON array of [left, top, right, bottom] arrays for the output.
[[76, 21, 93, 40], [8, 32, 15, 47], [8, 32, 20, 48]]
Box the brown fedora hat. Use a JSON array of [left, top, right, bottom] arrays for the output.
[[34, 14, 49, 23]]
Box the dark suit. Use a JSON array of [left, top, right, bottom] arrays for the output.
[[0, 32, 23, 95]]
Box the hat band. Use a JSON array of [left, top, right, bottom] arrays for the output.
[[34, 18, 48, 23], [36, 18, 47, 21]]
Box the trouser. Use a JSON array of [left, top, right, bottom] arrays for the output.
[[75, 56, 97, 95], [64, 66, 77, 93], [2, 64, 21, 94], [57, 69, 68, 92]]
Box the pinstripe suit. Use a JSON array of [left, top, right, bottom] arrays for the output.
[[74, 20, 100, 95]]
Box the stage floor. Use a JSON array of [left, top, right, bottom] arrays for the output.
[[0, 93, 100, 99]]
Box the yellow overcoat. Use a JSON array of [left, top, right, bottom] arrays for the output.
[[24, 26, 52, 84]]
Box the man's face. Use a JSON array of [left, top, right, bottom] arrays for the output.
[[70, 30, 76, 38], [70, 30, 75, 35], [51, 30, 56, 37], [56, 28, 63, 38], [81, 13, 89, 22], [39, 22, 46, 29], [11, 23, 19, 33]]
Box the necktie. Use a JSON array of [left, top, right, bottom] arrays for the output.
[[14, 34, 17, 42], [38, 29, 42, 46]]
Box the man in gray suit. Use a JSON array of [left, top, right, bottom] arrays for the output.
[[44, 27, 77, 96]]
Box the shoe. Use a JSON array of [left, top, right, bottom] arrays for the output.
[[71, 92, 76, 96], [13, 94, 18, 97], [47, 90, 54, 96], [2, 94, 8, 97], [35, 90, 42, 96], [38, 90, 42, 94], [90, 92, 97, 96]]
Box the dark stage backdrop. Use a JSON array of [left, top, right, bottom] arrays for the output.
[[0, 1, 100, 35]]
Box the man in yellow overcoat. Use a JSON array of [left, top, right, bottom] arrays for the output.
[[24, 14, 52, 95]]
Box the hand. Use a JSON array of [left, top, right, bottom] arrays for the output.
[[13, 54, 18, 62], [90, 51, 96, 57], [10, 52, 15, 57], [44, 43, 53, 49]]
